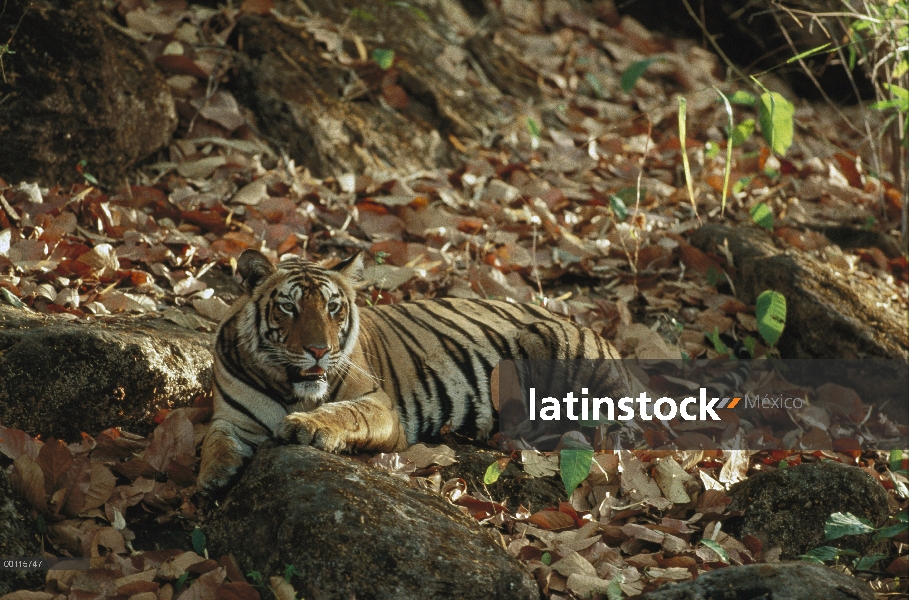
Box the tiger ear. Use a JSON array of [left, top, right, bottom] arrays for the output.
[[237, 249, 276, 293], [332, 252, 364, 282]]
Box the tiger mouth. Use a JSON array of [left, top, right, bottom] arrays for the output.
[[288, 367, 327, 384]]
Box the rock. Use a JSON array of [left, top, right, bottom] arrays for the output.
[[725, 461, 889, 559], [689, 224, 908, 359], [639, 562, 874, 600], [229, 0, 505, 179], [206, 442, 540, 600], [0, 304, 212, 441], [0, 0, 177, 186], [0, 469, 44, 595]]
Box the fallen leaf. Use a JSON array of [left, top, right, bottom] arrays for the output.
[[399, 443, 456, 467], [522, 451, 560, 477], [652, 457, 695, 504]]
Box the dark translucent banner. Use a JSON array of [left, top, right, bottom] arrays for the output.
[[495, 359, 908, 452]]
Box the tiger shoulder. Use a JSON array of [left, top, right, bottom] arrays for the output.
[[198, 249, 638, 492]]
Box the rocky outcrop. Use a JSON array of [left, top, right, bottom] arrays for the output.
[[725, 461, 889, 559], [690, 224, 908, 359], [0, 304, 212, 441], [206, 442, 540, 600], [639, 562, 874, 600], [0, 469, 43, 595], [0, 0, 176, 186]]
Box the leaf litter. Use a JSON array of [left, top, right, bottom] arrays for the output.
[[0, 0, 907, 597]]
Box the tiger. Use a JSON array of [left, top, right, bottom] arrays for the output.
[[197, 249, 643, 493]]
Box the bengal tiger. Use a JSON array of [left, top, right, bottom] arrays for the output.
[[198, 249, 642, 493]]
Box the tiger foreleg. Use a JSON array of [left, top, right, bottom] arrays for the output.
[[276, 394, 407, 454], [198, 419, 255, 494]]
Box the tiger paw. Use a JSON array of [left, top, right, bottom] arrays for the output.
[[277, 413, 347, 453], [197, 461, 241, 495]]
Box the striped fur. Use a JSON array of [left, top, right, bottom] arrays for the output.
[[198, 249, 639, 492]]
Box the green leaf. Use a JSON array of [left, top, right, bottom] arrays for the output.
[[606, 574, 624, 600], [731, 118, 755, 147], [785, 43, 832, 64], [484, 460, 505, 485], [371, 48, 395, 70], [620, 58, 657, 93], [526, 117, 541, 139], [191, 527, 206, 556], [801, 546, 840, 562], [699, 539, 730, 563], [584, 72, 605, 99], [824, 512, 876, 540], [678, 96, 697, 218], [732, 175, 753, 195], [560, 449, 594, 496], [750, 202, 774, 231], [728, 90, 756, 105], [176, 573, 189, 593], [890, 449, 904, 472], [800, 555, 825, 564], [350, 7, 376, 21], [758, 92, 794, 155], [247, 571, 265, 586], [714, 87, 734, 214], [283, 564, 300, 582], [882, 83, 909, 111], [874, 521, 908, 541], [541, 552, 552, 565], [778, 459, 789, 469], [0, 287, 26, 309], [743, 336, 756, 358], [608, 194, 628, 221], [855, 554, 888, 570], [755, 290, 786, 347], [705, 327, 729, 355], [706, 267, 720, 286], [894, 58, 908, 79], [389, 1, 428, 20]]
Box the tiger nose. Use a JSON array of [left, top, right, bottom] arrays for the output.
[[308, 346, 329, 359]]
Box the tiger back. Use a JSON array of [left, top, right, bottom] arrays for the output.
[[198, 249, 640, 492]]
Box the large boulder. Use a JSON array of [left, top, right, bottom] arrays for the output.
[[690, 224, 908, 359], [229, 0, 506, 179], [0, 0, 176, 186], [0, 468, 44, 595], [206, 442, 540, 600], [725, 461, 889, 559], [0, 304, 212, 441], [639, 562, 874, 600]]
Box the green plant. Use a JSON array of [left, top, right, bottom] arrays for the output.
[[801, 511, 908, 569], [755, 290, 786, 348], [191, 527, 207, 557]]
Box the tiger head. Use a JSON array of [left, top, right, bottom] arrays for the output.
[[231, 249, 363, 405]]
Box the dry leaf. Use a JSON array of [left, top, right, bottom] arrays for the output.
[[144, 411, 195, 472], [551, 551, 597, 577], [618, 451, 662, 501], [652, 457, 694, 504], [37, 437, 74, 493], [521, 452, 560, 477], [10, 454, 47, 511], [399, 443, 456, 467]]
